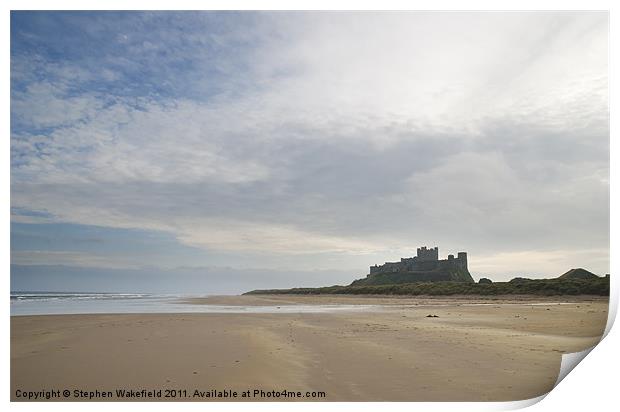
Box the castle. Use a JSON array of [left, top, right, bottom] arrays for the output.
[[354, 246, 473, 284], [370, 246, 468, 275]]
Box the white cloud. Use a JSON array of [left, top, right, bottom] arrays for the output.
[[246, 12, 608, 137], [12, 82, 104, 129]]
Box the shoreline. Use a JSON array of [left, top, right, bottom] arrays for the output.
[[11, 294, 609, 317]]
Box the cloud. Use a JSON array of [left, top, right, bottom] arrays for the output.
[[11, 250, 140, 269], [10, 12, 609, 277], [11, 81, 105, 129]]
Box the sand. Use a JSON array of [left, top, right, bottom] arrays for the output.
[[11, 295, 609, 402]]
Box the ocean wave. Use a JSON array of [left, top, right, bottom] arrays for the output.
[[10, 293, 153, 302]]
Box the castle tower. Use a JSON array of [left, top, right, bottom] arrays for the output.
[[457, 252, 468, 269], [417, 246, 439, 262]]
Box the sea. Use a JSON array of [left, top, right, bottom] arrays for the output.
[[10, 291, 382, 316]]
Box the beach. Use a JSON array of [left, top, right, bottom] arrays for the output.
[[11, 295, 608, 401]]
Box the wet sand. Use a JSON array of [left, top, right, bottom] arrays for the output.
[[185, 293, 607, 306], [11, 295, 608, 401]]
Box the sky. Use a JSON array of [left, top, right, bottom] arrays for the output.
[[10, 11, 609, 293]]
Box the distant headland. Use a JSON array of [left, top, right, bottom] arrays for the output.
[[244, 246, 609, 296]]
